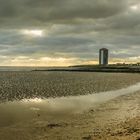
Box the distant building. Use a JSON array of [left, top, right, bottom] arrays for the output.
[[99, 48, 108, 65]]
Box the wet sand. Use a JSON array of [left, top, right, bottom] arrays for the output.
[[0, 72, 140, 140], [1, 71, 140, 102], [0, 89, 140, 139]]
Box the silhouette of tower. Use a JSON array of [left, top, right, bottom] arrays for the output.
[[99, 48, 108, 65]]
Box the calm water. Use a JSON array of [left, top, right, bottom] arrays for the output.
[[0, 71, 140, 102]]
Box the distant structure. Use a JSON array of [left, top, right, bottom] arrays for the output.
[[99, 48, 108, 65]]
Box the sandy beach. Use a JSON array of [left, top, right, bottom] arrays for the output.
[[0, 87, 140, 140], [0, 72, 140, 140]]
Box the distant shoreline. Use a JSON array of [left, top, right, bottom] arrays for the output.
[[33, 65, 140, 73]]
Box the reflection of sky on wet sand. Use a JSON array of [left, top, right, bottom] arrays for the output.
[[1, 82, 140, 127], [1, 72, 140, 102]]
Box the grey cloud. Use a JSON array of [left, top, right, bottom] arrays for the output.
[[0, 0, 18, 17], [106, 11, 140, 30], [0, 27, 140, 60], [0, 0, 128, 27], [0, 0, 140, 65]]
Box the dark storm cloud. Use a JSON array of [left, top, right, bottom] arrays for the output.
[[0, 0, 128, 27], [0, 0, 140, 65]]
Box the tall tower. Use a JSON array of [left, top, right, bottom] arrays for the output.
[[99, 48, 108, 65]]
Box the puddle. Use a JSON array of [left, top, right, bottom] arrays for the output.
[[0, 82, 140, 127]]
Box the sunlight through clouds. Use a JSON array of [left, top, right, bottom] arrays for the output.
[[21, 30, 44, 37], [8, 56, 78, 66]]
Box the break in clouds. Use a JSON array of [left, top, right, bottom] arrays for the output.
[[0, 0, 140, 66]]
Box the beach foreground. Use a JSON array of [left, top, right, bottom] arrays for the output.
[[0, 72, 140, 140], [0, 89, 140, 140]]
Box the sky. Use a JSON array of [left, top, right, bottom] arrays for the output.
[[0, 0, 140, 66]]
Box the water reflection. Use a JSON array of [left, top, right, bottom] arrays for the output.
[[1, 82, 140, 127]]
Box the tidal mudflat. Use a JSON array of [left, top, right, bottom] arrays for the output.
[[0, 71, 140, 102], [0, 72, 140, 140]]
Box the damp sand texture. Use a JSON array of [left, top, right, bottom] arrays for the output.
[[0, 72, 140, 140]]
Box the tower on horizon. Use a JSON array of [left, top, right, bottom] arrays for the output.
[[99, 48, 108, 65]]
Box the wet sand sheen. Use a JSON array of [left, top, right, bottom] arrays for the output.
[[0, 72, 140, 139], [0, 85, 140, 139], [0, 82, 140, 127], [1, 72, 140, 102]]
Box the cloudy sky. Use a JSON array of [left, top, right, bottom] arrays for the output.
[[0, 0, 140, 66]]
